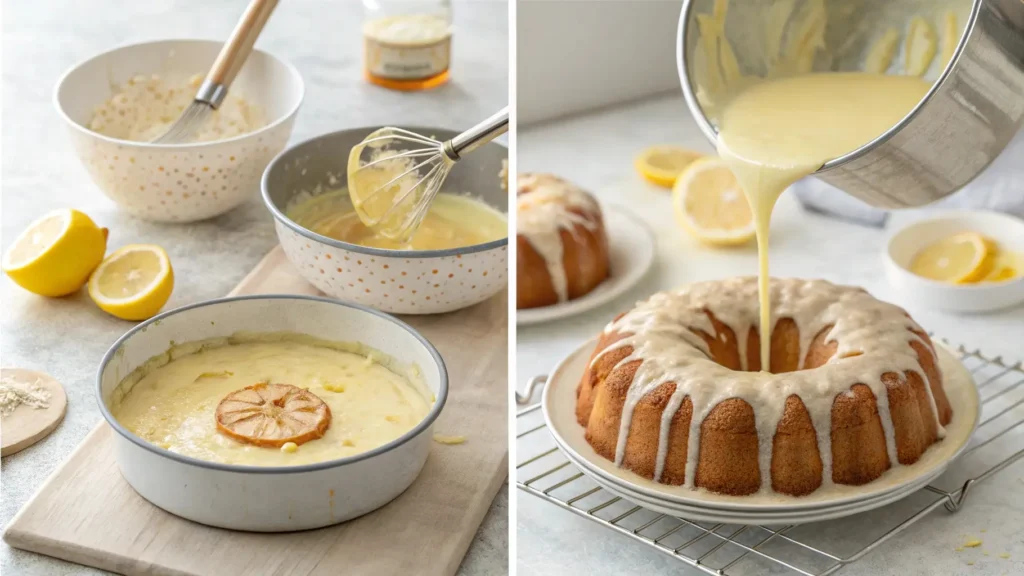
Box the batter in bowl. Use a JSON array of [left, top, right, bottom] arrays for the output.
[[110, 333, 432, 467], [288, 189, 507, 251]]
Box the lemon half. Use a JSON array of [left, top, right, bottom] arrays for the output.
[[909, 232, 993, 284], [2, 209, 108, 296], [672, 157, 755, 246], [88, 244, 174, 321], [635, 146, 704, 188]]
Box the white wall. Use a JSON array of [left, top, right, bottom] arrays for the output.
[[517, 0, 685, 126]]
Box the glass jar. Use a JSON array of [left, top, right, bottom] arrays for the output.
[[362, 0, 453, 91]]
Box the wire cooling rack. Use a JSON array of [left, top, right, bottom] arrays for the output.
[[516, 344, 1024, 576]]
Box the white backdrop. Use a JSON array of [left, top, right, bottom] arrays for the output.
[[517, 0, 684, 126]]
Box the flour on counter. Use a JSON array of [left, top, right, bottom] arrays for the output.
[[0, 375, 51, 417]]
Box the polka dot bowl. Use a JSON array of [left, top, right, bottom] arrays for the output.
[[55, 39, 304, 223], [262, 127, 508, 315]]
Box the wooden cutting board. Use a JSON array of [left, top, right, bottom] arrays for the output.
[[3, 246, 508, 576]]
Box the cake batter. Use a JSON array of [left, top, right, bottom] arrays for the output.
[[111, 334, 432, 467], [288, 189, 506, 251]]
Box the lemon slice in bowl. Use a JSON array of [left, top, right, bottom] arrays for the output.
[[982, 250, 1023, 283], [635, 146, 704, 188], [2, 209, 107, 297], [216, 383, 331, 448], [672, 157, 755, 246], [908, 232, 993, 284], [88, 244, 174, 321]]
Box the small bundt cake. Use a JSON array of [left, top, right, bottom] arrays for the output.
[[517, 173, 610, 309], [576, 277, 954, 497]]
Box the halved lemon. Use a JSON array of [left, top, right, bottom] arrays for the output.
[[88, 244, 174, 321], [2, 209, 107, 297], [909, 232, 993, 284], [635, 146, 704, 188], [672, 157, 755, 246], [216, 383, 332, 448]]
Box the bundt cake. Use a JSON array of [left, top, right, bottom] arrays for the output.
[[576, 277, 954, 497], [517, 173, 610, 309]]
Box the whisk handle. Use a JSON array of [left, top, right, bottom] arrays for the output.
[[199, 0, 279, 108], [445, 107, 510, 160]]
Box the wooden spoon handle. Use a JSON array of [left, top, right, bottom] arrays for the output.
[[206, 0, 279, 93]]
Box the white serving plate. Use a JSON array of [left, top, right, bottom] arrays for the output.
[[517, 207, 655, 325], [885, 210, 1024, 313], [96, 295, 447, 532], [543, 338, 979, 517], [55, 39, 304, 223], [559, 448, 941, 525]]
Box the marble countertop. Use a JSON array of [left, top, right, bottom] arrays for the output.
[[516, 95, 1024, 575], [0, 1, 507, 574]]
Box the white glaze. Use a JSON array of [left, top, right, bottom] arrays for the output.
[[597, 277, 945, 493], [516, 173, 601, 302]]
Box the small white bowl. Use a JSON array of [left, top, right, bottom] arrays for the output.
[[97, 295, 447, 531], [55, 39, 304, 223], [884, 210, 1024, 313]]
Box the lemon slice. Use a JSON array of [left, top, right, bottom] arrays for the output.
[[672, 157, 755, 246], [635, 146, 704, 188], [981, 250, 1022, 283], [905, 16, 938, 76], [909, 232, 993, 284], [216, 383, 331, 448], [2, 209, 107, 297], [88, 244, 174, 321]]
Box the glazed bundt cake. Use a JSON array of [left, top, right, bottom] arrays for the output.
[[576, 277, 953, 496], [517, 173, 610, 309]]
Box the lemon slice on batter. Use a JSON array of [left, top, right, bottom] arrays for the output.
[[2, 209, 107, 297], [909, 232, 993, 284], [216, 383, 332, 448], [88, 244, 174, 321], [672, 157, 755, 246], [635, 146, 704, 188]]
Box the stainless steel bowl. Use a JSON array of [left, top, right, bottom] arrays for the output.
[[262, 127, 508, 314], [677, 0, 1024, 208]]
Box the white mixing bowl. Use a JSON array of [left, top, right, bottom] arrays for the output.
[[55, 39, 304, 223]]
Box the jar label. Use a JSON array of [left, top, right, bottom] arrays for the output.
[[364, 36, 451, 80]]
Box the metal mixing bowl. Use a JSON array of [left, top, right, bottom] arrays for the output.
[[677, 0, 1024, 208], [262, 127, 508, 314]]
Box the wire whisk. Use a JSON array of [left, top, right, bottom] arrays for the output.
[[152, 0, 278, 144], [347, 107, 509, 241]]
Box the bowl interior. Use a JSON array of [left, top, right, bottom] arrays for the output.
[[263, 127, 509, 235], [99, 297, 445, 432], [57, 39, 303, 133], [888, 211, 1024, 270]]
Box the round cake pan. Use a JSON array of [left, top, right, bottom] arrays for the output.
[[96, 295, 448, 532], [262, 127, 509, 314]]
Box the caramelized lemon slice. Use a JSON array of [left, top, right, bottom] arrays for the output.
[[635, 146, 704, 188], [216, 383, 331, 448], [672, 157, 755, 246], [909, 232, 992, 284]]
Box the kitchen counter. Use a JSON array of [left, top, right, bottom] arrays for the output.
[[516, 94, 1024, 575], [0, 1, 508, 574]]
